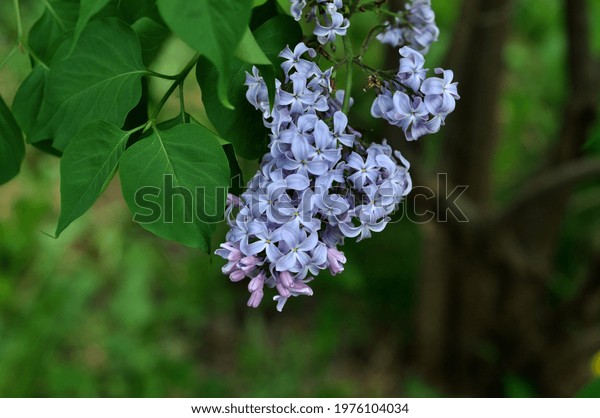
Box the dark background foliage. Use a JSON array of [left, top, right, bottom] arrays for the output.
[[1, 0, 600, 397]]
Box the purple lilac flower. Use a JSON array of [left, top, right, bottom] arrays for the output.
[[421, 68, 460, 115], [294, 0, 349, 45], [377, 0, 439, 54], [290, 0, 307, 21], [371, 47, 460, 141], [216, 36, 413, 310], [279, 42, 317, 81], [397, 46, 427, 92], [314, 9, 350, 45]]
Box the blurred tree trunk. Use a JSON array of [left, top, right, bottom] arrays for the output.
[[408, 0, 600, 396]]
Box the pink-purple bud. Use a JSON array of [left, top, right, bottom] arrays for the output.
[[227, 249, 243, 262], [279, 271, 294, 288], [291, 280, 313, 296], [327, 247, 347, 275], [239, 256, 258, 273], [276, 282, 291, 297], [247, 289, 264, 308], [215, 242, 243, 262], [248, 272, 266, 292], [221, 261, 236, 275], [227, 193, 241, 207], [229, 270, 246, 282]]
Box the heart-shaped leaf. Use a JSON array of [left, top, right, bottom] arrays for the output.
[[56, 121, 131, 236], [32, 18, 147, 151], [196, 15, 302, 160], [0, 96, 25, 185], [120, 124, 230, 251], [157, 0, 253, 108]]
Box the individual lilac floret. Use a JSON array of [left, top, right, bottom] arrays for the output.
[[291, 0, 350, 45], [421, 68, 460, 116], [397, 46, 427, 92], [314, 7, 350, 45], [405, 0, 439, 52], [377, 0, 439, 54], [327, 247, 346, 275], [279, 42, 317, 81], [377, 17, 404, 47], [371, 47, 460, 141], [216, 40, 414, 311], [290, 0, 307, 21]]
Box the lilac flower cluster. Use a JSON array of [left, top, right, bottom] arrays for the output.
[[214, 0, 459, 310], [215, 41, 412, 311], [376, 0, 439, 53], [371, 46, 460, 141], [291, 0, 349, 45]]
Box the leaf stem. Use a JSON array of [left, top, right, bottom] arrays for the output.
[[40, 0, 66, 30], [149, 54, 199, 123], [178, 82, 186, 123], [378, 8, 400, 18], [342, 36, 354, 115], [12, 0, 51, 70], [0, 45, 18, 71], [354, 0, 388, 14], [128, 123, 148, 135], [21, 42, 49, 70], [146, 69, 180, 80], [359, 24, 387, 57], [13, 0, 23, 40], [332, 57, 348, 72]]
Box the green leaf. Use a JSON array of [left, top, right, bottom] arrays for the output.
[[56, 121, 130, 236], [196, 56, 267, 160], [253, 0, 268, 7], [31, 18, 147, 151], [113, 0, 163, 24], [251, 15, 302, 63], [196, 15, 302, 160], [0, 96, 25, 185], [250, 0, 280, 30], [120, 124, 230, 251], [70, 0, 112, 54], [275, 0, 292, 15], [152, 114, 244, 193], [157, 0, 253, 108], [12, 66, 47, 139], [32, 139, 63, 157], [235, 27, 271, 65], [28, 0, 79, 63], [122, 77, 150, 134], [261, 64, 277, 112], [131, 17, 170, 65], [219, 139, 244, 196]]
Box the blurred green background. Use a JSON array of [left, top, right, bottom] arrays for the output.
[[1, 0, 600, 397]]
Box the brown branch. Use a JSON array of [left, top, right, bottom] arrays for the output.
[[506, 0, 599, 258], [548, 0, 599, 164], [438, 0, 513, 207], [493, 158, 600, 226]]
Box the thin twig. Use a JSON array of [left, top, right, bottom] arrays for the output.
[[149, 54, 199, 124], [342, 36, 354, 114], [40, 0, 66, 30], [0, 45, 18, 71], [494, 157, 600, 225], [13, 0, 23, 39]]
